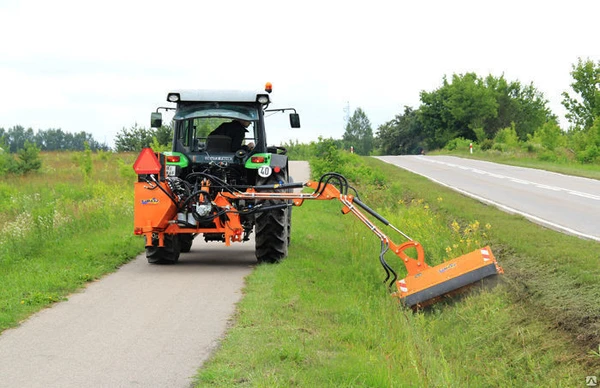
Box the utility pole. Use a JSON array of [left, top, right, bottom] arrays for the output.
[[343, 101, 350, 130]]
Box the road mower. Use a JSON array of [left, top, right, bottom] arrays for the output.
[[133, 84, 503, 308]]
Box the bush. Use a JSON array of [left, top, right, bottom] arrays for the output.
[[494, 124, 519, 147], [309, 137, 386, 187], [577, 145, 600, 164], [492, 143, 507, 152], [480, 139, 494, 151], [534, 121, 565, 151], [524, 141, 543, 154], [1, 141, 42, 175], [444, 137, 472, 151], [538, 150, 558, 162]]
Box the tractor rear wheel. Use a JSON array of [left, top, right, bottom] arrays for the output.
[[255, 170, 290, 263], [146, 233, 181, 264]]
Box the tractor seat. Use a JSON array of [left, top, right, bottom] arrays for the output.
[[205, 135, 232, 152]]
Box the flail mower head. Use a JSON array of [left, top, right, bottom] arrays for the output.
[[392, 246, 503, 308]]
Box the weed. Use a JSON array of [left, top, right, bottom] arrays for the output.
[[589, 344, 600, 359]]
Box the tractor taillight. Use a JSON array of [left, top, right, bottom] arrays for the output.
[[273, 166, 281, 173], [166, 155, 180, 163], [251, 156, 265, 163]]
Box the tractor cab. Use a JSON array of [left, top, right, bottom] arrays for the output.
[[150, 85, 300, 182]]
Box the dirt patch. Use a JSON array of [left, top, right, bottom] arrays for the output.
[[497, 243, 600, 368]]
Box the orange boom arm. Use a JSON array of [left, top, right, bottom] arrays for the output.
[[221, 173, 503, 308]]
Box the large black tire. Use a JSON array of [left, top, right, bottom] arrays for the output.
[[146, 233, 181, 264], [180, 233, 194, 253], [255, 170, 290, 263]]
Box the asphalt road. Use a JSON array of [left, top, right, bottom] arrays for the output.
[[0, 161, 311, 388], [376, 155, 600, 242]]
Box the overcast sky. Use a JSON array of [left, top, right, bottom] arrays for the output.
[[1, 0, 598, 148]]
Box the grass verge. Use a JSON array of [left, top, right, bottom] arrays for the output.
[[0, 152, 141, 332], [195, 156, 600, 386]]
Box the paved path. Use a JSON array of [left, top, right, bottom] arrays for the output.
[[0, 161, 310, 388]]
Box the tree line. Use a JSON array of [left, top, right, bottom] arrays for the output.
[[0, 126, 109, 153], [342, 57, 599, 164]]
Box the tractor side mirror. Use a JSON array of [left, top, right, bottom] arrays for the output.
[[151, 112, 163, 128], [289, 113, 300, 128]]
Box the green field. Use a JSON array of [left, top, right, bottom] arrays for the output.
[[0, 152, 140, 331], [1, 151, 598, 386], [195, 155, 600, 386]]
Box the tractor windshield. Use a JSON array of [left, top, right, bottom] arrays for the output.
[[173, 102, 260, 153]]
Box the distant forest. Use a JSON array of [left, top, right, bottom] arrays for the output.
[[0, 126, 109, 152]]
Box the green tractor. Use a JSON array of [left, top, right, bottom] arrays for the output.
[[140, 83, 300, 264]]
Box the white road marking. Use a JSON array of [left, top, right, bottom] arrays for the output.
[[419, 156, 600, 201], [379, 156, 600, 243]]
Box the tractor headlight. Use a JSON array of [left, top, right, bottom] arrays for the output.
[[256, 94, 270, 104], [167, 93, 180, 102]]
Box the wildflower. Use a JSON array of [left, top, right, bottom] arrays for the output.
[[451, 220, 460, 234], [485, 223, 492, 230], [437, 197, 443, 202], [445, 246, 452, 253]]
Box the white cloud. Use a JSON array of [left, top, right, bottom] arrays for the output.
[[0, 0, 598, 147]]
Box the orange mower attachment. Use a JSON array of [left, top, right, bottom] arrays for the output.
[[392, 245, 503, 308], [226, 172, 504, 309]]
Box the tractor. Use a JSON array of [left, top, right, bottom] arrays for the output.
[[134, 83, 298, 264], [133, 83, 503, 308]]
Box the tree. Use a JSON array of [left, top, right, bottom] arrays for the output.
[[561, 57, 600, 131], [154, 125, 173, 146], [17, 141, 42, 173], [418, 73, 498, 149], [376, 106, 424, 155], [416, 72, 554, 149], [342, 108, 373, 155], [3, 125, 34, 153], [114, 124, 172, 152], [484, 75, 554, 140], [0, 126, 108, 152], [114, 124, 153, 152], [531, 121, 565, 151]]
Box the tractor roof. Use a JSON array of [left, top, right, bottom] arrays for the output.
[[167, 89, 271, 104]]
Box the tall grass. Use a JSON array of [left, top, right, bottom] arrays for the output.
[[195, 152, 598, 386], [0, 152, 140, 331]]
